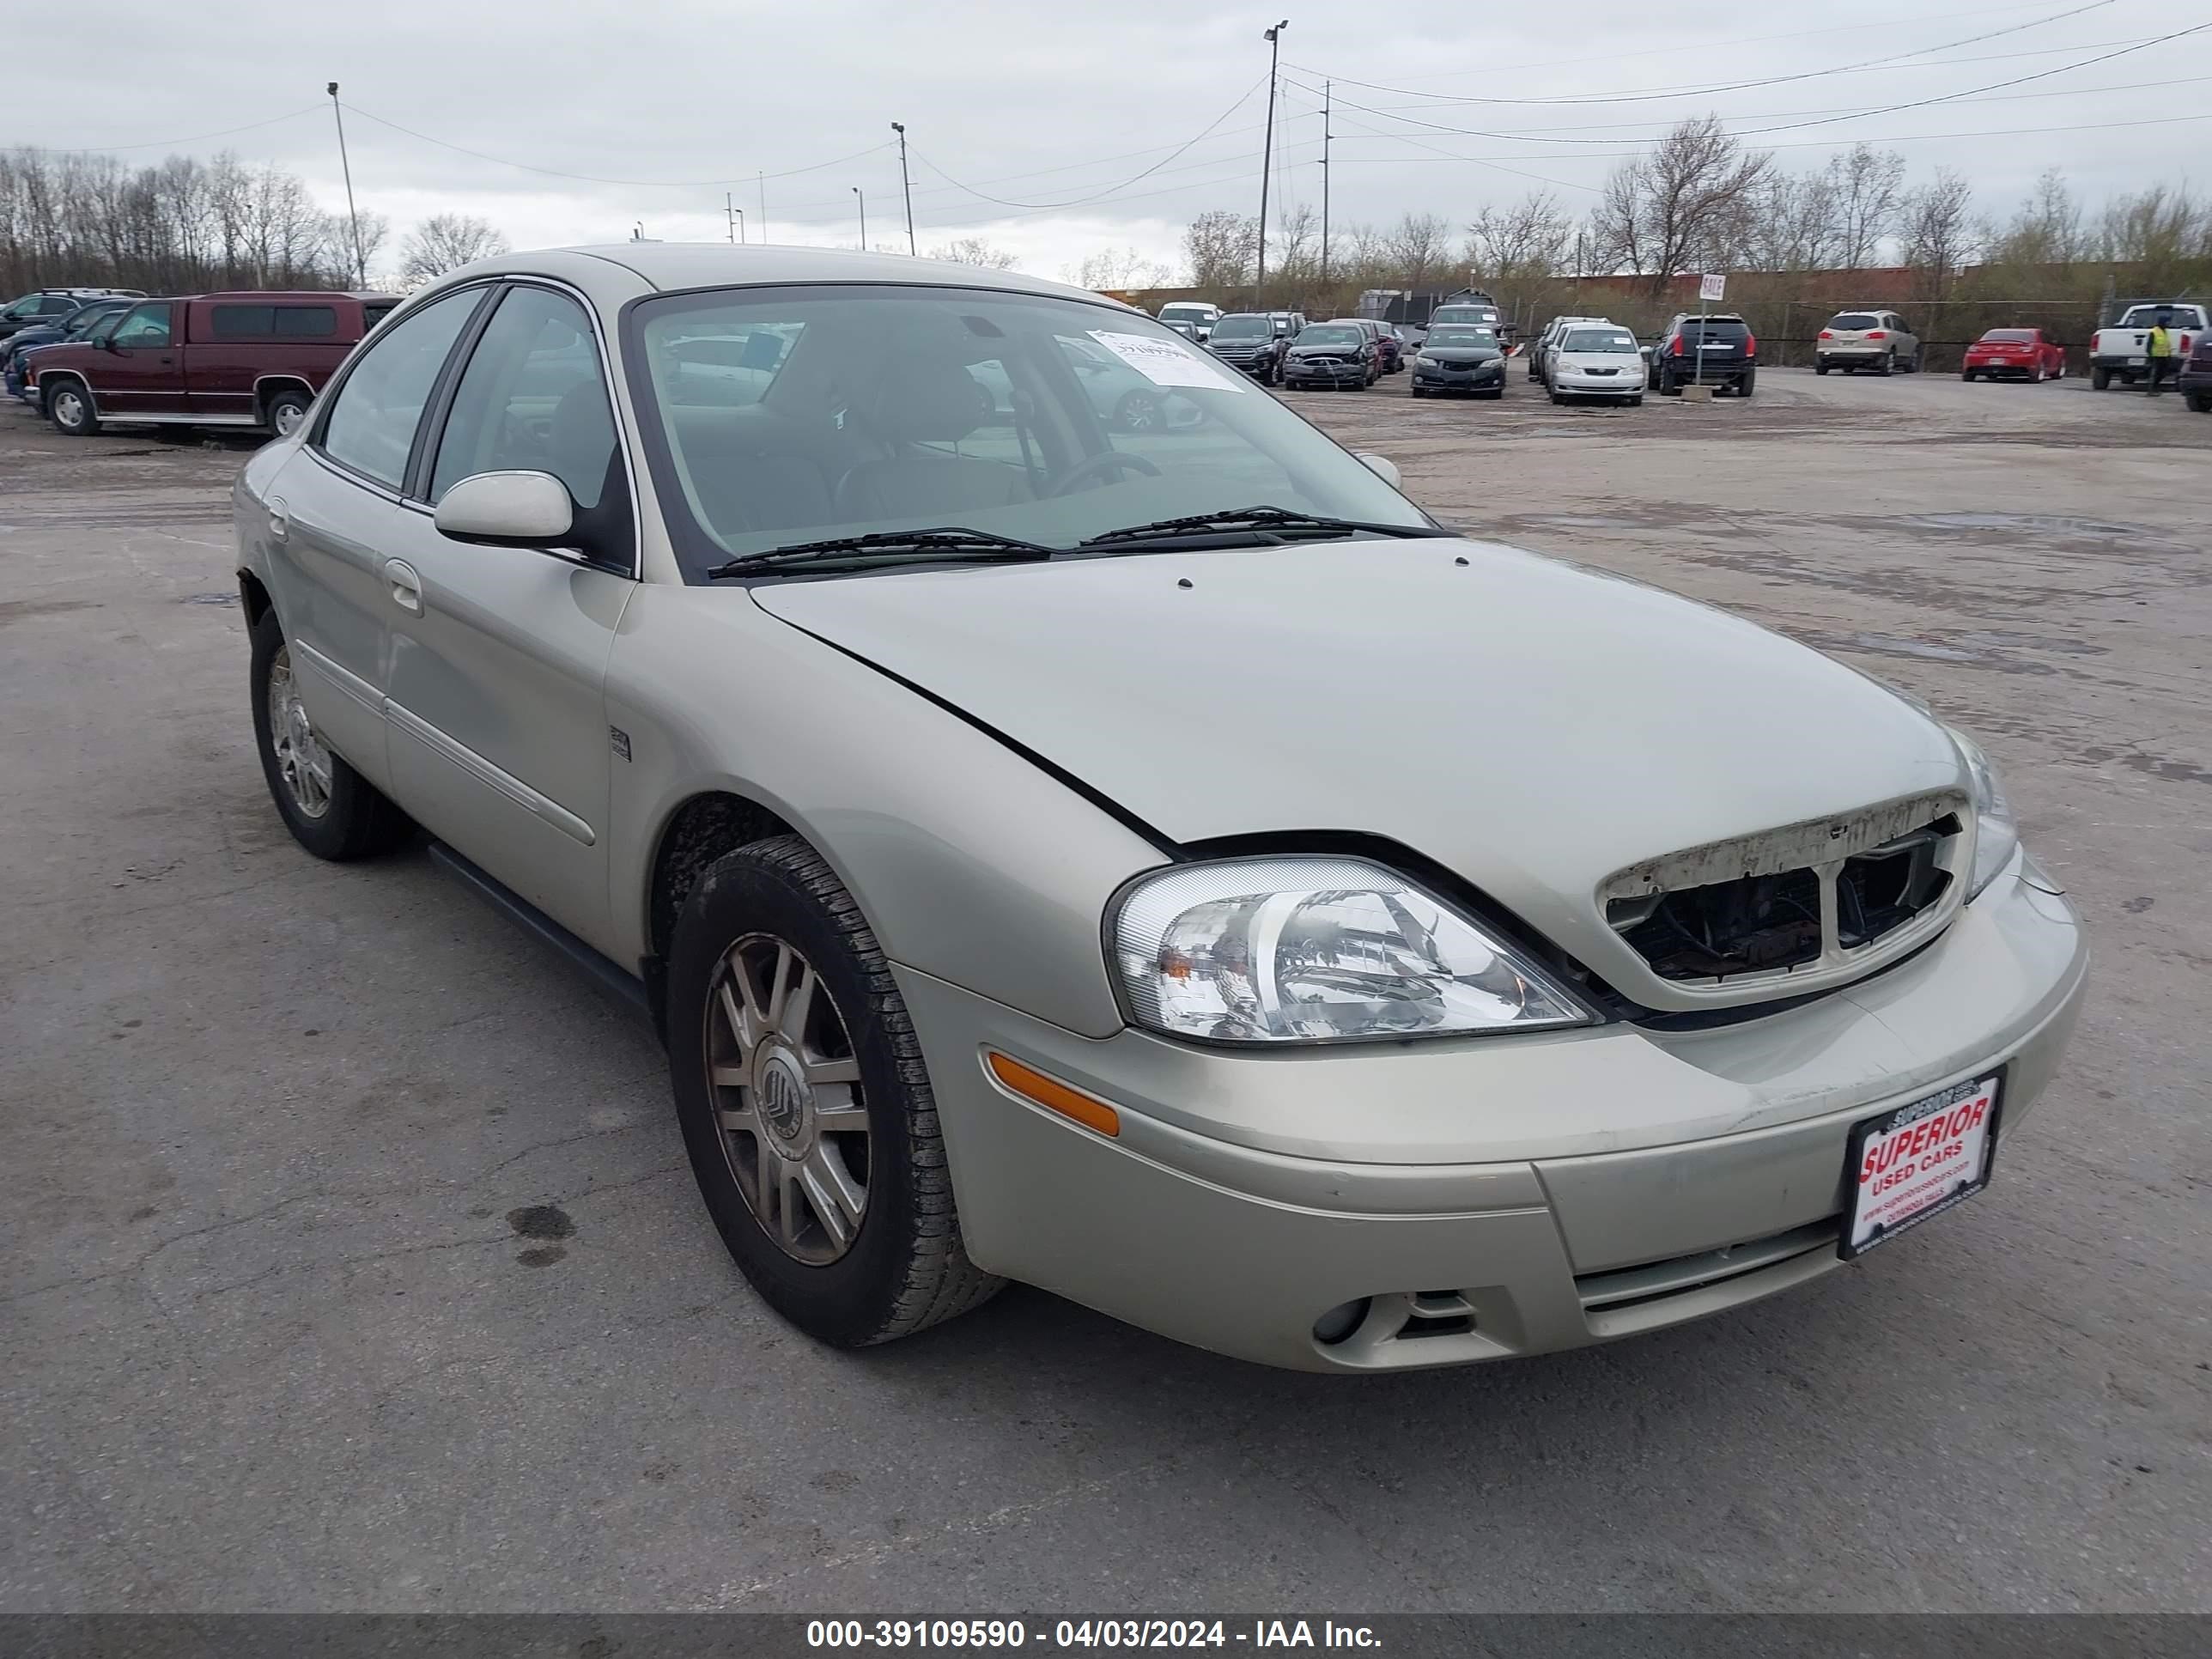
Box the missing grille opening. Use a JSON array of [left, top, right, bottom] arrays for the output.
[[1610, 866, 1824, 981]]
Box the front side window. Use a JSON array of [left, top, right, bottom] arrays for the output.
[[112, 303, 172, 349], [318, 287, 482, 489], [624, 283, 1427, 580], [431, 285, 618, 511]]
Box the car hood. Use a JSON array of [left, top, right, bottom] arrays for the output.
[[1421, 346, 1500, 362], [750, 538, 1966, 993]]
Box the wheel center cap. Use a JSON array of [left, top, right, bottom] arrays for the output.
[[757, 1050, 811, 1144]]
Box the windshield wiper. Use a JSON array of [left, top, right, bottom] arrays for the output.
[[1078, 505, 1455, 550], [707, 527, 1059, 580]]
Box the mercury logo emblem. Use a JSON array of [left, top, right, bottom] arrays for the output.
[[759, 1058, 807, 1139]]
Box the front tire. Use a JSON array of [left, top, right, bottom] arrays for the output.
[[249, 608, 410, 860], [46, 377, 99, 435], [667, 836, 1002, 1348]]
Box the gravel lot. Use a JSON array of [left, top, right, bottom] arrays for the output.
[[3, 368, 2208, 1613]]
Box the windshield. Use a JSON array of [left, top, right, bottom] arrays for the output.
[[624, 284, 1428, 579], [1424, 327, 1496, 349], [1158, 306, 1213, 324], [1564, 328, 1638, 353], [1295, 325, 1364, 348], [1211, 316, 1268, 340]]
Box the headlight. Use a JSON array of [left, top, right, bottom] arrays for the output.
[[1110, 857, 1593, 1045], [1413, 354, 1437, 368], [1949, 728, 2020, 898]]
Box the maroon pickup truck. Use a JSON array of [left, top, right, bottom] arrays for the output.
[[33, 289, 397, 439]]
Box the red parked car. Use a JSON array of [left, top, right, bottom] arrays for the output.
[[1960, 328, 2066, 383], [33, 289, 397, 439]]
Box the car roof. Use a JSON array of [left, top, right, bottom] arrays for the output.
[[446, 244, 1142, 313]]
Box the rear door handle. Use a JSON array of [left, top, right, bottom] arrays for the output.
[[384, 559, 423, 615]]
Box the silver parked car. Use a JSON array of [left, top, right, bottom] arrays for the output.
[[234, 246, 2087, 1372]]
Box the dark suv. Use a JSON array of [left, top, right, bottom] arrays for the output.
[[1206, 312, 1295, 382], [0, 287, 144, 341], [1650, 313, 1757, 397], [2182, 327, 2212, 414]]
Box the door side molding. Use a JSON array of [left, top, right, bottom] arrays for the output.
[[386, 698, 598, 846]]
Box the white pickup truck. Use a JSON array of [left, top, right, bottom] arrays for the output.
[[2088, 301, 2206, 388]]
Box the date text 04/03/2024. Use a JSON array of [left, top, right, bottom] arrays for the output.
[[805, 1620, 1382, 1649]]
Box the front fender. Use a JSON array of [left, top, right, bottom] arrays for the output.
[[605, 585, 1165, 1039]]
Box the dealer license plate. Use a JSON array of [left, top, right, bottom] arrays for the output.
[[2128, 356, 2147, 366], [1840, 1075, 2001, 1260]]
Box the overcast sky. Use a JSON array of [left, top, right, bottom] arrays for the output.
[[15, 0, 2205, 279]]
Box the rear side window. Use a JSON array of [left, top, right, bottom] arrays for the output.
[[318, 288, 483, 489], [212, 304, 341, 338]]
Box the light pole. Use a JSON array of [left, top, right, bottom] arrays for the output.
[[1256, 20, 1287, 300], [325, 82, 365, 288], [726, 194, 745, 244], [853, 186, 867, 251], [891, 122, 916, 254], [1319, 78, 1331, 289]]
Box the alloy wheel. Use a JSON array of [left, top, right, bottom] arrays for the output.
[[704, 933, 870, 1265], [265, 645, 333, 818]]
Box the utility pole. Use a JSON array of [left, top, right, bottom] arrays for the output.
[[1319, 79, 1331, 288], [891, 122, 916, 254], [853, 186, 866, 251], [1256, 19, 1287, 299], [325, 82, 365, 288], [726, 193, 745, 244]]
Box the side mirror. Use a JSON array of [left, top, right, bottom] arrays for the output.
[[434, 471, 574, 547], [1355, 452, 1401, 489]]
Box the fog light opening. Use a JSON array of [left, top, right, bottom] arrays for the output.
[[1312, 1298, 1370, 1346]]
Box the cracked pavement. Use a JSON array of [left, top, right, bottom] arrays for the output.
[[2, 373, 2208, 1613]]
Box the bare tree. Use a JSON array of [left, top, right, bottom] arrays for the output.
[[1737, 172, 1841, 275], [1983, 168, 2087, 269], [2098, 184, 2212, 264], [1269, 203, 1322, 290], [1826, 144, 1906, 271], [1182, 209, 1256, 289], [1464, 191, 1574, 283], [398, 214, 510, 288], [1899, 167, 1977, 297], [1063, 245, 1172, 290], [927, 237, 1019, 269], [1590, 114, 1773, 293], [1384, 211, 1455, 293]]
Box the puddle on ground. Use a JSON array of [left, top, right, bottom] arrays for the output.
[[1905, 513, 2163, 543]]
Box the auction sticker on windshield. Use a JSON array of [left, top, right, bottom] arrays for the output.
[[1089, 331, 1249, 392], [1841, 1075, 2002, 1259]]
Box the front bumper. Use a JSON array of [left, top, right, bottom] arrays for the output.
[[1284, 362, 1368, 386], [1411, 363, 1503, 391], [1553, 374, 1639, 398], [898, 856, 2087, 1371]]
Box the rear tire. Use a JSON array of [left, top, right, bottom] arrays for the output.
[[2092, 367, 2111, 390], [2186, 390, 2212, 413], [264, 388, 313, 438], [1877, 352, 1895, 377], [249, 608, 410, 861], [46, 377, 99, 435], [1815, 361, 1830, 375], [666, 836, 1003, 1348]]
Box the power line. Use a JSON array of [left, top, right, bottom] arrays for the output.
[[1316, 108, 2212, 167], [909, 73, 1267, 211], [1280, 0, 2115, 107], [19, 105, 326, 155], [337, 104, 893, 188]]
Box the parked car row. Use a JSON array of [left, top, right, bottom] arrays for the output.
[[3, 286, 398, 436], [1197, 311, 1416, 390]]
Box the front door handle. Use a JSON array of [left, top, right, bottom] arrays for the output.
[[384, 559, 423, 615]]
